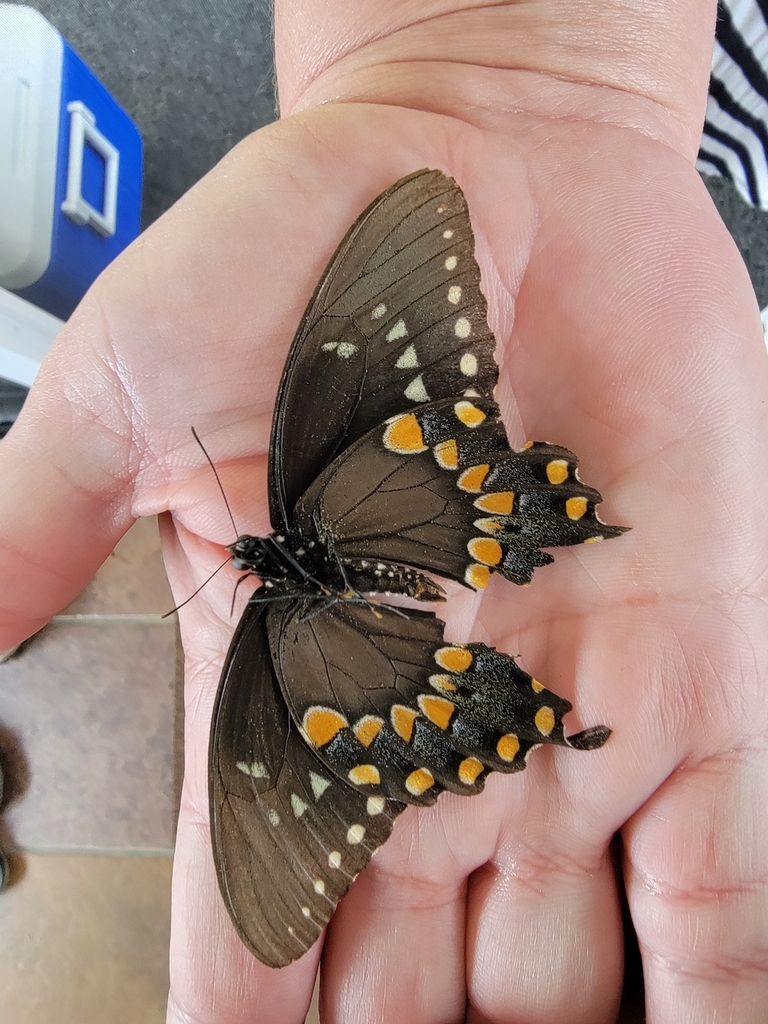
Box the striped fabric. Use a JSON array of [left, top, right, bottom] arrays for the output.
[[698, 0, 768, 208]]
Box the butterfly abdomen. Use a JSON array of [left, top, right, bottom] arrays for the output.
[[341, 558, 445, 602]]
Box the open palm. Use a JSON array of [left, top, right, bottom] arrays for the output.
[[1, 3, 767, 1022]]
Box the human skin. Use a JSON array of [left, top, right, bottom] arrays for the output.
[[1, 0, 768, 1021]]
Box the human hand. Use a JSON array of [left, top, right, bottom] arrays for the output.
[[1, 1, 766, 1021]]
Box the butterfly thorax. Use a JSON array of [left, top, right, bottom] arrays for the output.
[[228, 531, 444, 603], [228, 532, 335, 592]]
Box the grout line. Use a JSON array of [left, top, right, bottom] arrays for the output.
[[9, 845, 175, 857], [51, 613, 176, 624]]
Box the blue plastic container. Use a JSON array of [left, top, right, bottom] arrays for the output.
[[0, 5, 143, 319]]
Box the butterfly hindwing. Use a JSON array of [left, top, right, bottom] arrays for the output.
[[268, 599, 608, 808], [292, 396, 625, 591], [268, 169, 498, 531], [210, 601, 404, 968]]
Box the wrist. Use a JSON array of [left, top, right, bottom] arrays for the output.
[[275, 0, 717, 159]]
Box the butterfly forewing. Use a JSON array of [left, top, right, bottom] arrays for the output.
[[268, 169, 498, 530], [210, 602, 404, 967]]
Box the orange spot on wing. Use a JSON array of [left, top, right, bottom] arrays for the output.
[[474, 518, 503, 534], [474, 491, 514, 515], [304, 707, 348, 748], [434, 647, 473, 672], [434, 438, 459, 470], [417, 694, 456, 730], [383, 413, 427, 454], [354, 716, 384, 748], [458, 464, 489, 492], [497, 733, 520, 761], [566, 496, 588, 520], [458, 757, 484, 784], [535, 706, 556, 736], [348, 764, 381, 786], [467, 537, 503, 566], [429, 674, 457, 693], [454, 401, 486, 427], [465, 564, 491, 589], [546, 459, 569, 484], [405, 768, 435, 796], [391, 705, 418, 743]]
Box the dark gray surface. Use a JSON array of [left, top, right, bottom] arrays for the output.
[[704, 175, 768, 308], [0, 379, 27, 438], [31, 0, 277, 229]]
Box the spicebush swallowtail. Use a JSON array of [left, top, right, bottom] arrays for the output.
[[209, 169, 626, 968]]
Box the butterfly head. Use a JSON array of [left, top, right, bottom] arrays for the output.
[[228, 534, 268, 572]]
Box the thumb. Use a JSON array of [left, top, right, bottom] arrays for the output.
[[0, 309, 137, 649]]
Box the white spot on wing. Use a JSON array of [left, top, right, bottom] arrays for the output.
[[448, 285, 462, 304], [328, 850, 342, 869], [454, 317, 471, 339], [404, 375, 430, 402], [302, 906, 311, 917], [371, 303, 387, 320], [386, 319, 407, 342], [310, 771, 332, 800], [347, 823, 366, 844], [236, 760, 268, 778], [314, 879, 326, 894], [268, 809, 281, 827], [336, 342, 358, 359], [367, 796, 386, 816], [444, 256, 457, 270], [322, 342, 337, 352], [443, 229, 454, 239], [460, 352, 478, 376], [395, 344, 419, 369], [291, 793, 308, 817]]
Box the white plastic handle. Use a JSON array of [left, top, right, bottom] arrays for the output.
[[60, 101, 119, 237]]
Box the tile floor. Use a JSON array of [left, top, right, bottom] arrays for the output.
[[0, 517, 178, 1022], [0, 517, 321, 1022]]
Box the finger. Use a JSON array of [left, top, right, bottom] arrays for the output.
[[0, 352, 136, 648], [167, 810, 320, 1024], [465, 840, 621, 1024], [624, 747, 768, 1023], [463, 771, 623, 1024], [319, 797, 487, 1024]]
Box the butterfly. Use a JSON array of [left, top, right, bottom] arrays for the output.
[[208, 169, 626, 968]]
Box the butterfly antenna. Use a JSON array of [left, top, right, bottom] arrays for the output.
[[161, 557, 232, 618], [191, 426, 239, 538]]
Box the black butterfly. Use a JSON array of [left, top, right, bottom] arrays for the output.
[[209, 169, 626, 968]]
